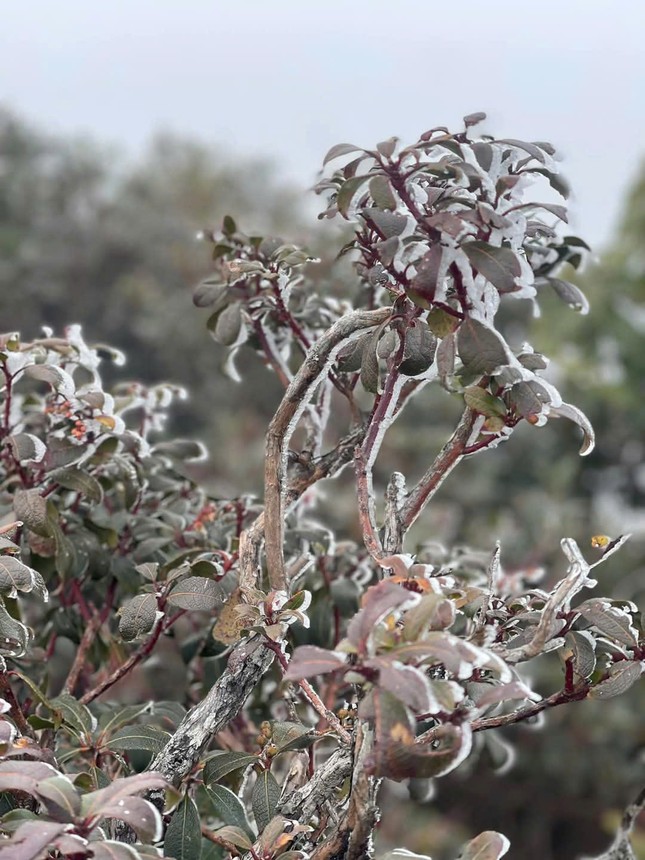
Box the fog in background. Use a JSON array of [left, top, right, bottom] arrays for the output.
[[2, 0, 644, 249]]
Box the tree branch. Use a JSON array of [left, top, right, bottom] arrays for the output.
[[264, 308, 390, 591]]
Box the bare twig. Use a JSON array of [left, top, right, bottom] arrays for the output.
[[471, 685, 589, 733]]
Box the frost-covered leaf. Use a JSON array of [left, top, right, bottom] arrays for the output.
[[565, 630, 596, 680], [167, 576, 224, 611], [346, 581, 416, 654], [459, 830, 510, 859], [119, 594, 158, 641], [399, 324, 437, 377], [589, 661, 642, 700], [577, 599, 639, 648], [547, 401, 595, 455], [13, 489, 50, 538], [284, 646, 346, 681], [23, 364, 75, 398], [6, 433, 47, 465], [337, 175, 371, 217], [0, 555, 47, 600]]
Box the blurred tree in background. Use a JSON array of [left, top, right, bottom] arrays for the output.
[[1, 106, 644, 858]]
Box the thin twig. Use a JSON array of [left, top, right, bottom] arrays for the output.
[[471, 686, 589, 733], [63, 614, 101, 696], [399, 407, 477, 532]]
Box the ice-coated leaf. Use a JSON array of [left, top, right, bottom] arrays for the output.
[[374, 661, 435, 713], [548, 401, 595, 455], [464, 111, 487, 128], [50, 467, 104, 503], [284, 645, 346, 681], [346, 580, 416, 654], [336, 331, 371, 373], [457, 318, 512, 377], [546, 278, 589, 314], [99, 797, 162, 843], [153, 440, 207, 461], [119, 594, 158, 641], [565, 631, 596, 680], [577, 599, 639, 648], [81, 773, 169, 816], [193, 280, 227, 308], [252, 770, 280, 832], [13, 488, 50, 538], [202, 751, 258, 786], [204, 785, 254, 838], [167, 576, 224, 611], [108, 725, 171, 754], [164, 795, 201, 860], [322, 142, 362, 166], [36, 775, 81, 822], [0, 603, 32, 656], [462, 241, 522, 293], [459, 830, 510, 859], [23, 364, 75, 398], [463, 387, 506, 419], [0, 555, 46, 600], [135, 563, 159, 582], [0, 820, 71, 860], [6, 433, 47, 465], [591, 534, 631, 568], [589, 661, 642, 700]]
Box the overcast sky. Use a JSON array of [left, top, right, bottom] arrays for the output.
[[2, 0, 643, 249]]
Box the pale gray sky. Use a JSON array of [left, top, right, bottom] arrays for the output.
[[2, 0, 643, 248]]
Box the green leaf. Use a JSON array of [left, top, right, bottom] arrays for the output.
[[214, 303, 244, 347], [457, 318, 512, 376], [204, 785, 254, 839], [167, 576, 225, 611], [118, 594, 158, 641], [252, 770, 280, 832], [164, 795, 202, 860], [202, 751, 258, 786], [108, 725, 171, 754], [461, 241, 521, 293], [369, 175, 397, 210], [50, 693, 97, 735], [399, 324, 436, 377], [35, 775, 81, 822], [13, 488, 50, 538], [463, 387, 506, 418], [212, 826, 252, 851], [49, 467, 104, 503], [336, 175, 371, 217]]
